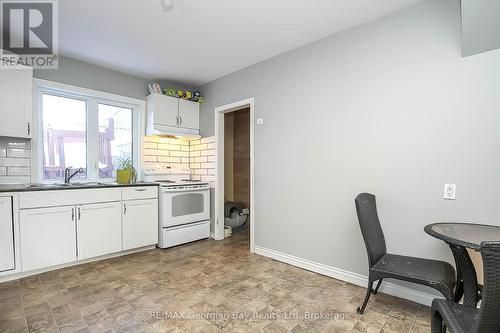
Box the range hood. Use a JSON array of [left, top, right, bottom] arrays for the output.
[[146, 122, 201, 139]]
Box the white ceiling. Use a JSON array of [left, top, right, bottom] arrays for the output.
[[59, 0, 422, 86]]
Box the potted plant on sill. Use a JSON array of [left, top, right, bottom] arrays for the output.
[[116, 158, 137, 184]]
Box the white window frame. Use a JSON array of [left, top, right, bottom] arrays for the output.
[[32, 79, 145, 183]]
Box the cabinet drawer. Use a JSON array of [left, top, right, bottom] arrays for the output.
[[20, 188, 121, 209], [122, 186, 158, 200]]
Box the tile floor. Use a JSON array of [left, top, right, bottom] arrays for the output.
[[0, 229, 431, 332]]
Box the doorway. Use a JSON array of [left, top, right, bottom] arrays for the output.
[[214, 98, 255, 252]]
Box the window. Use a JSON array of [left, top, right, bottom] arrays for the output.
[[42, 94, 87, 180], [98, 104, 133, 178], [36, 82, 144, 183]]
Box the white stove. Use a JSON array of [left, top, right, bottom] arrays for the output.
[[144, 165, 210, 248]]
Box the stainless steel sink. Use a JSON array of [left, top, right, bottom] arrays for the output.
[[28, 184, 62, 188], [69, 182, 104, 186], [27, 182, 105, 189]]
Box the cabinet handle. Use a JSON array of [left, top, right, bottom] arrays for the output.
[[176, 116, 179, 126], [27, 122, 31, 136], [179, 116, 183, 126], [78, 207, 81, 220], [123, 203, 127, 215], [134, 188, 147, 192], [71, 208, 74, 221]]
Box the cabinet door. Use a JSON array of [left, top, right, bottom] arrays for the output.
[[123, 199, 158, 250], [0, 66, 33, 138], [151, 94, 179, 127], [77, 202, 122, 260], [178, 99, 199, 130], [0, 197, 15, 272], [20, 206, 76, 271]]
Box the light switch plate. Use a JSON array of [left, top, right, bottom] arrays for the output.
[[444, 184, 456, 200], [256, 118, 264, 125]]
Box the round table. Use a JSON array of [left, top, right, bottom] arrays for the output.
[[425, 223, 500, 306]]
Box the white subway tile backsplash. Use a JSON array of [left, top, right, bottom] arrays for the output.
[[201, 162, 215, 169], [201, 175, 215, 182], [193, 156, 207, 163], [200, 149, 215, 156], [0, 137, 31, 183], [143, 155, 158, 162], [193, 144, 207, 151], [7, 148, 30, 158], [201, 137, 215, 144], [7, 167, 30, 176], [170, 151, 189, 157], [158, 156, 181, 163], [7, 141, 30, 148], [0, 157, 30, 167], [144, 149, 169, 157], [143, 142, 157, 149], [142, 136, 216, 183], [158, 143, 180, 151]]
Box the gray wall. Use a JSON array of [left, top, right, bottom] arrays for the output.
[[34, 56, 193, 100], [461, 0, 500, 56], [199, 0, 500, 280]]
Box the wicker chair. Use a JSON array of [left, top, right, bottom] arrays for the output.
[[355, 193, 456, 314], [431, 241, 500, 333]]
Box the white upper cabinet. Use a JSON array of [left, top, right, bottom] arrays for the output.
[[148, 94, 179, 128], [178, 99, 200, 130], [146, 93, 200, 136], [0, 66, 33, 138]]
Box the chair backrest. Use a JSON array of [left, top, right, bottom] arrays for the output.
[[474, 241, 500, 333], [355, 193, 387, 267]]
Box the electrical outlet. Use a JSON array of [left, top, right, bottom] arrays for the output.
[[444, 184, 456, 200], [256, 118, 264, 125]]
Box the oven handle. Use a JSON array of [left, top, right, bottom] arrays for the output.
[[162, 188, 209, 193]]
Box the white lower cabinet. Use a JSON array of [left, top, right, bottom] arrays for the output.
[[16, 187, 159, 276], [123, 199, 158, 250], [77, 202, 122, 260], [20, 206, 77, 271]]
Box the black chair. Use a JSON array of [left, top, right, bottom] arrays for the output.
[[431, 241, 500, 333], [355, 193, 456, 314]]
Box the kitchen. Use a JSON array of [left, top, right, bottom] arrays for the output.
[[0, 63, 217, 281]]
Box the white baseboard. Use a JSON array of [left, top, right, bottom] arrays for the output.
[[254, 245, 438, 306]]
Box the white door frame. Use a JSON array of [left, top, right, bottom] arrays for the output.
[[214, 97, 255, 253]]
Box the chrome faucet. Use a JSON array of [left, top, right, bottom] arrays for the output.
[[64, 167, 84, 184]]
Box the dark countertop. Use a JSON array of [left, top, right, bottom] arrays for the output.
[[0, 182, 159, 193]]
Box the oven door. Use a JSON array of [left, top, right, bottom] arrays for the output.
[[161, 188, 210, 227]]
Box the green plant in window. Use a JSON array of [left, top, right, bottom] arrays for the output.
[[116, 158, 137, 184]]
